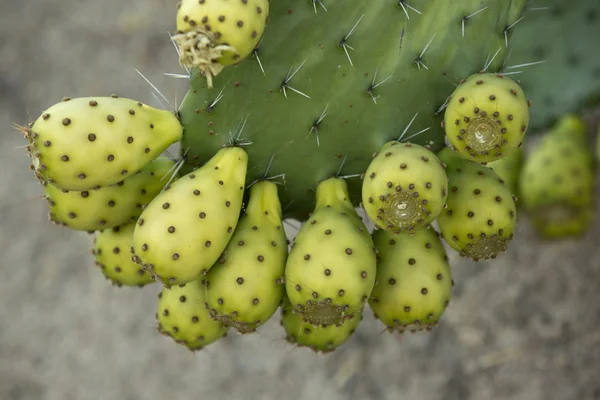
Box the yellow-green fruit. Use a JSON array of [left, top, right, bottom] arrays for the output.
[[280, 296, 362, 353], [92, 222, 154, 287], [550, 113, 588, 144], [156, 279, 228, 351], [487, 147, 524, 197], [44, 157, 176, 232], [519, 116, 594, 239], [361, 141, 448, 233], [436, 147, 517, 261], [284, 178, 377, 327], [368, 228, 453, 333], [173, 0, 269, 87], [204, 181, 287, 334], [27, 97, 183, 191], [132, 146, 248, 286], [444, 73, 530, 163]]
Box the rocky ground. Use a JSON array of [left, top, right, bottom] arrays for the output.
[[1, 1, 599, 399]]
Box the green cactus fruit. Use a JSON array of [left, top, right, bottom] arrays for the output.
[[204, 180, 287, 334], [368, 228, 453, 333], [43, 157, 177, 232], [547, 113, 588, 144], [26, 96, 183, 191], [436, 147, 517, 261], [284, 177, 377, 327], [92, 222, 155, 288], [443, 73, 530, 163], [173, 0, 269, 88], [178, 1, 529, 220], [280, 295, 361, 353], [132, 146, 248, 286], [486, 147, 524, 197], [519, 116, 595, 239], [156, 279, 228, 351], [361, 141, 448, 233]]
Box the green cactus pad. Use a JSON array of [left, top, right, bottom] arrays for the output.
[[132, 146, 248, 286], [509, 0, 600, 131], [368, 227, 453, 333], [92, 222, 155, 288], [280, 295, 361, 354], [178, 0, 528, 219], [284, 178, 376, 327], [361, 141, 448, 233], [44, 157, 176, 232], [173, 0, 269, 88], [519, 115, 595, 238], [436, 147, 517, 261], [26, 96, 183, 191], [443, 73, 530, 163], [204, 181, 287, 334], [156, 279, 228, 351]]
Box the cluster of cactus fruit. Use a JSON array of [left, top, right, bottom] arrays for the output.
[[16, 0, 600, 353]]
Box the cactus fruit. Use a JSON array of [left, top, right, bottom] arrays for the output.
[[436, 147, 517, 261], [156, 279, 228, 351], [173, 0, 270, 88], [486, 147, 524, 198], [368, 227, 453, 333], [361, 141, 448, 233], [443, 73, 530, 163], [280, 295, 361, 353], [43, 157, 177, 232], [92, 222, 155, 287], [132, 146, 248, 286], [519, 115, 595, 238], [25, 96, 183, 191], [204, 180, 287, 334], [179, 0, 529, 220], [284, 178, 377, 327]]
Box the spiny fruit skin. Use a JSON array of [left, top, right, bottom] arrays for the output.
[[519, 115, 594, 239], [284, 178, 377, 327], [280, 295, 362, 354], [486, 147, 524, 198], [361, 141, 448, 233], [436, 147, 517, 261], [444, 73, 530, 163], [368, 228, 453, 334], [156, 279, 228, 351], [27, 96, 183, 191], [173, 0, 269, 87], [204, 180, 287, 334], [92, 222, 154, 288], [132, 146, 248, 286], [44, 158, 177, 232]]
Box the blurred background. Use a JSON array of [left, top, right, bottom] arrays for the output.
[[1, 1, 599, 399]]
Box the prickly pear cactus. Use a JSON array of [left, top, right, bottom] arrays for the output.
[[44, 157, 176, 232], [369, 228, 453, 333], [519, 115, 595, 238], [25, 96, 183, 191], [361, 141, 448, 233], [204, 180, 287, 334], [92, 222, 155, 288], [132, 146, 248, 287], [443, 73, 530, 163], [179, 0, 529, 219], [284, 178, 376, 327], [436, 147, 518, 261], [486, 148, 524, 198]]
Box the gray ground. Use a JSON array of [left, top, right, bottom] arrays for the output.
[[1, 1, 599, 400]]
